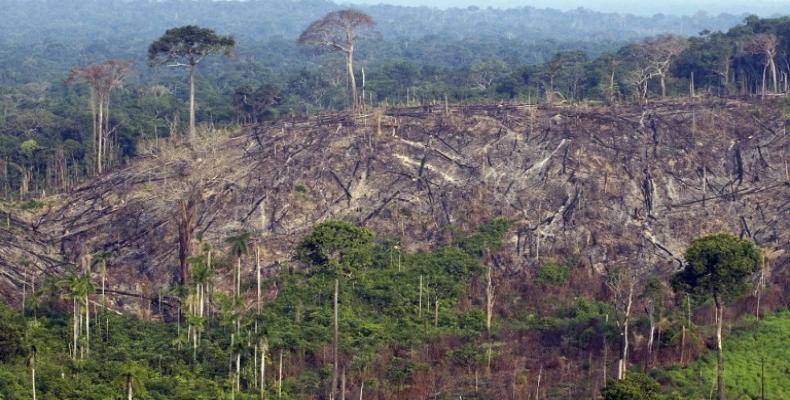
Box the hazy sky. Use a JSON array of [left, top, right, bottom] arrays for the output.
[[344, 0, 790, 16]]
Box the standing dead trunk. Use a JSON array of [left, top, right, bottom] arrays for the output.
[[714, 295, 725, 400], [236, 351, 241, 394], [97, 92, 105, 174], [617, 283, 633, 380], [645, 304, 655, 370], [341, 367, 346, 400], [769, 58, 778, 93], [602, 314, 609, 385], [331, 279, 339, 400], [72, 298, 78, 360], [260, 340, 267, 399], [358, 380, 364, 400], [236, 257, 242, 298], [680, 324, 686, 365], [277, 349, 283, 397], [188, 65, 197, 140], [347, 50, 357, 109], [485, 266, 494, 335], [756, 253, 766, 320], [30, 352, 36, 400], [85, 293, 90, 357], [256, 245, 262, 313]]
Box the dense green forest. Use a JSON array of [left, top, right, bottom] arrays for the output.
[[1, 0, 789, 200], [0, 219, 782, 399]]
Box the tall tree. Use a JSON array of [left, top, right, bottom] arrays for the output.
[[148, 26, 235, 140], [642, 35, 688, 98], [745, 33, 779, 96], [605, 266, 636, 380], [298, 10, 375, 109], [66, 60, 132, 174], [225, 231, 251, 298], [672, 233, 760, 400]]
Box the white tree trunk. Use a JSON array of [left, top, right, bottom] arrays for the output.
[[715, 297, 725, 400], [347, 51, 357, 109], [189, 66, 197, 140]]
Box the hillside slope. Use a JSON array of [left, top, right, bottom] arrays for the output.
[[0, 98, 787, 310]]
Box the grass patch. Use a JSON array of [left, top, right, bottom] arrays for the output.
[[660, 311, 790, 399]]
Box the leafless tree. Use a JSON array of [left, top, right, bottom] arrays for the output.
[[745, 33, 779, 96], [605, 265, 637, 380], [643, 35, 689, 98], [67, 60, 133, 174], [298, 10, 375, 109]]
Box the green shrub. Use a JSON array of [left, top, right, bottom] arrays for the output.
[[535, 261, 570, 287], [601, 372, 661, 400]]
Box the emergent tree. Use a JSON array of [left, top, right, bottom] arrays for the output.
[[298, 10, 375, 109], [148, 26, 235, 140], [671, 233, 760, 400]]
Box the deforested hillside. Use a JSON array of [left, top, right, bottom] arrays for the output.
[[0, 98, 788, 399], [1, 97, 787, 308]]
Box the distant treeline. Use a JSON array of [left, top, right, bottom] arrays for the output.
[[0, 2, 787, 199]]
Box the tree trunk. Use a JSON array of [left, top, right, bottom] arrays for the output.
[[127, 375, 133, 400], [278, 350, 283, 397], [189, 65, 197, 141], [680, 324, 686, 365], [236, 351, 241, 393], [341, 367, 346, 400], [660, 74, 667, 98], [236, 257, 242, 298], [618, 284, 633, 380], [347, 51, 357, 109], [646, 306, 655, 370], [762, 64, 768, 98], [714, 295, 725, 400], [757, 254, 769, 320], [97, 92, 104, 174], [331, 279, 339, 400], [73, 298, 78, 360], [260, 342, 266, 399], [85, 294, 90, 357], [769, 57, 778, 93], [30, 355, 36, 400], [602, 314, 609, 386], [359, 380, 364, 400], [486, 266, 494, 335], [101, 264, 106, 309], [256, 245, 261, 313]]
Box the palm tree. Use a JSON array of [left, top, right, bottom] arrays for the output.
[[58, 272, 95, 359], [225, 231, 251, 298], [26, 343, 37, 400], [117, 362, 146, 400]]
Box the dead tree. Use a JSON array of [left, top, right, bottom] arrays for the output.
[[605, 265, 636, 380], [643, 35, 688, 98], [298, 10, 375, 109], [67, 60, 132, 174], [745, 33, 779, 96]]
